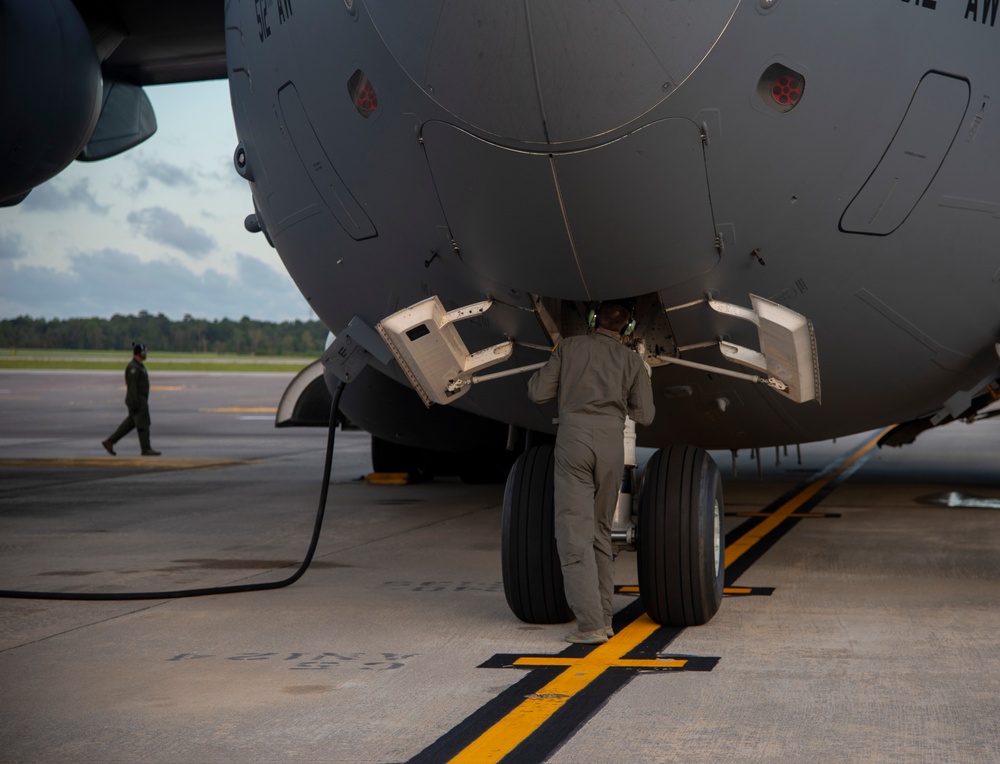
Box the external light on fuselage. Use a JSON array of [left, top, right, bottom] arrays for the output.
[[348, 70, 379, 118], [759, 64, 805, 113]]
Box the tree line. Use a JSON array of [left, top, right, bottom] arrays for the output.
[[0, 312, 329, 356]]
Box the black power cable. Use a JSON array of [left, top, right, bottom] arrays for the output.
[[0, 380, 348, 601]]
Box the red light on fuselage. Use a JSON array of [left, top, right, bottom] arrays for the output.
[[348, 69, 379, 118], [772, 74, 802, 106], [758, 64, 805, 113]]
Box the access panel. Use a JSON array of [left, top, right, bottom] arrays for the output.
[[840, 72, 970, 236]]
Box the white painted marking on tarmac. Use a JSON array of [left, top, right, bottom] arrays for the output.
[[920, 491, 1000, 510]]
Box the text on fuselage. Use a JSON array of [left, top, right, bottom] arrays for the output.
[[256, 0, 294, 42], [901, 0, 999, 27]]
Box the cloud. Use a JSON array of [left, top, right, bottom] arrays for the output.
[[133, 157, 196, 189], [126, 206, 216, 257], [235, 251, 288, 291], [0, 248, 313, 322], [19, 179, 109, 214], [0, 232, 27, 261]]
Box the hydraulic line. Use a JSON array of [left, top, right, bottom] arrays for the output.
[[0, 380, 348, 601]]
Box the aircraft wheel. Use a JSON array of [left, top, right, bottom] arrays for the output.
[[501, 444, 573, 624], [637, 445, 725, 626]]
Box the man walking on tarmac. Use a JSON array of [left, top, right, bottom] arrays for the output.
[[527, 302, 654, 644], [102, 342, 161, 456]]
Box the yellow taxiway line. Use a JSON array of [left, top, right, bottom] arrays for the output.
[[448, 431, 885, 763], [724, 432, 883, 569], [450, 614, 673, 763]]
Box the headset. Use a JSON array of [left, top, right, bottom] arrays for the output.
[[588, 302, 636, 337]]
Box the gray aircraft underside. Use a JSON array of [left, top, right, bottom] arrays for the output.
[[4, 0, 1000, 453], [228, 0, 1000, 451]]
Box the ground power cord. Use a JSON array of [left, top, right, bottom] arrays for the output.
[[0, 380, 349, 601]]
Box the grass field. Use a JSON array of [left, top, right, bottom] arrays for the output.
[[0, 348, 317, 373]]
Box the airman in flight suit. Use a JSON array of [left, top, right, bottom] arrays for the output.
[[527, 303, 654, 643], [102, 343, 161, 456]]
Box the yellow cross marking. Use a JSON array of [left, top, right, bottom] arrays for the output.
[[514, 656, 686, 669], [733, 511, 829, 518], [449, 614, 672, 763], [619, 585, 756, 596], [448, 431, 886, 764]]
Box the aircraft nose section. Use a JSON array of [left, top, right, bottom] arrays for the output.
[[422, 119, 720, 301], [365, 0, 739, 144]]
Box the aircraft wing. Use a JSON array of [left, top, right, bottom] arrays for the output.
[[0, 0, 225, 205], [72, 0, 226, 85]]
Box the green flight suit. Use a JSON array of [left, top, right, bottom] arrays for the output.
[[527, 330, 655, 633], [107, 357, 153, 451]]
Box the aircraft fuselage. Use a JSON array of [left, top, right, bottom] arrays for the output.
[[225, 0, 1000, 449]]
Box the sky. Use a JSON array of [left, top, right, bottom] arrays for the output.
[[0, 79, 317, 323]]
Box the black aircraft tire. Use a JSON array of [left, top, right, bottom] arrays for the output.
[[501, 444, 573, 624], [637, 445, 725, 626]]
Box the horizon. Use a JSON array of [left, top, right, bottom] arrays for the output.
[[0, 312, 324, 325]]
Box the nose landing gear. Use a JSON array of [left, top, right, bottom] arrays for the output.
[[501, 441, 725, 628]]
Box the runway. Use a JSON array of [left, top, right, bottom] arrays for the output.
[[1, 370, 999, 763]]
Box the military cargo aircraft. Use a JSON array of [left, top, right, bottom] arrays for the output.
[[3, 0, 998, 628]]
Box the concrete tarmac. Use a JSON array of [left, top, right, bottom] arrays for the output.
[[1, 370, 999, 763]]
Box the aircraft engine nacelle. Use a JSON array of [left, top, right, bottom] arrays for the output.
[[0, 0, 102, 205]]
